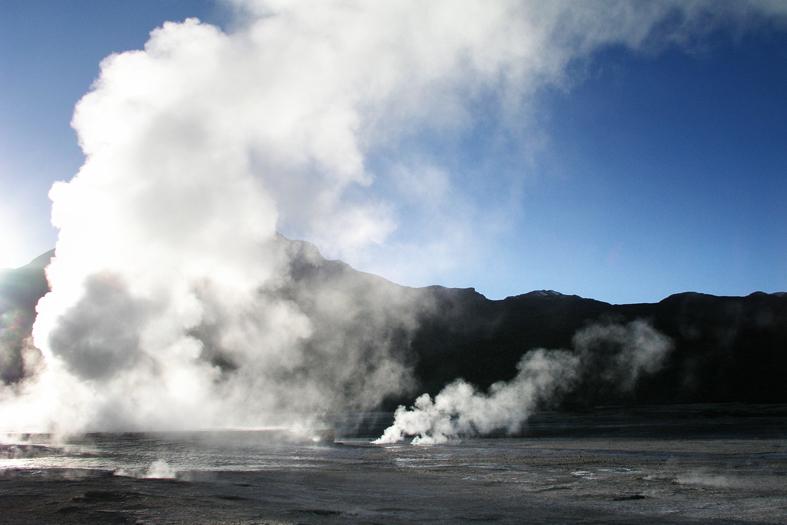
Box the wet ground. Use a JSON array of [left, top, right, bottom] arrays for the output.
[[1, 404, 785, 524]]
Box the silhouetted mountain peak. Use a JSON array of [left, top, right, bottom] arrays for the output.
[[26, 250, 55, 269], [524, 289, 565, 297]]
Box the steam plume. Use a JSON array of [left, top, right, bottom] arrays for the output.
[[375, 320, 672, 444]]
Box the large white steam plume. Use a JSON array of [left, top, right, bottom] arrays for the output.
[[0, 1, 784, 435], [375, 320, 672, 444]]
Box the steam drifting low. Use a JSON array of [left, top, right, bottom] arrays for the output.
[[0, 0, 784, 436], [375, 321, 672, 444]]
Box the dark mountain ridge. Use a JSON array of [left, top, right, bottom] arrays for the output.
[[413, 285, 787, 407], [1, 243, 785, 407]]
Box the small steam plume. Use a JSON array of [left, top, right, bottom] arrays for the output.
[[1, 1, 783, 436], [375, 320, 672, 444]]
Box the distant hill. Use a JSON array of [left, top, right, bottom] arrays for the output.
[[0, 250, 52, 383], [1, 241, 785, 406], [412, 286, 787, 407]]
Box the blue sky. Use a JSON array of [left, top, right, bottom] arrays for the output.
[[1, 1, 785, 304], [504, 32, 787, 302]]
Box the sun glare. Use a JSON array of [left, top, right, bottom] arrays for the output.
[[0, 241, 25, 270], [0, 213, 29, 270]]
